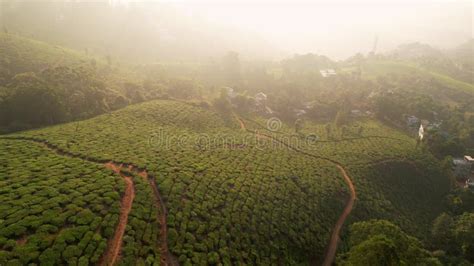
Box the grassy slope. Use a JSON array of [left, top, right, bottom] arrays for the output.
[[9, 100, 348, 265], [242, 116, 449, 239], [0, 32, 141, 95], [360, 60, 474, 94], [0, 139, 123, 265], [10, 100, 450, 260], [0, 33, 102, 73]]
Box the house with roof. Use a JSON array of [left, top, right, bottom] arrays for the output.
[[294, 109, 307, 117], [454, 155, 474, 180], [255, 92, 267, 102], [224, 87, 237, 99], [320, 69, 337, 78], [351, 109, 362, 117], [406, 115, 420, 127], [466, 178, 474, 189], [464, 155, 474, 164]]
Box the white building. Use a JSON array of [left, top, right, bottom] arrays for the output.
[[418, 124, 424, 140], [294, 109, 307, 117], [464, 155, 474, 164], [320, 69, 337, 78], [255, 92, 267, 102], [224, 87, 237, 99]]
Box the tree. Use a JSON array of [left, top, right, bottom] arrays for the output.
[[4, 72, 65, 130], [294, 119, 304, 134], [334, 110, 348, 127], [212, 89, 232, 115], [39, 248, 60, 265], [340, 220, 440, 265], [168, 228, 178, 246], [344, 235, 400, 266], [453, 212, 474, 262], [431, 213, 454, 251]]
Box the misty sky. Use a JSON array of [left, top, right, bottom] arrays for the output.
[[2, 0, 472, 61], [168, 0, 473, 59]]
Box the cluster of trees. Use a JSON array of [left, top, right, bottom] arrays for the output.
[[338, 220, 440, 265], [371, 74, 473, 157], [429, 178, 474, 264], [0, 33, 183, 133], [431, 212, 474, 264]]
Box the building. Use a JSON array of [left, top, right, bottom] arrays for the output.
[[255, 92, 267, 102], [418, 124, 424, 140], [320, 69, 337, 78], [224, 87, 237, 99], [406, 115, 419, 127], [464, 155, 474, 164], [466, 178, 474, 189], [294, 109, 307, 117], [427, 122, 442, 131], [453, 156, 474, 180], [351, 109, 362, 117]]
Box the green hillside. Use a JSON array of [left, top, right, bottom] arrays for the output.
[[0, 33, 94, 74], [1, 99, 450, 264], [241, 115, 449, 238], [360, 60, 474, 94], [0, 139, 123, 265], [0, 33, 160, 133]]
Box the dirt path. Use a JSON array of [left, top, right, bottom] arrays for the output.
[[322, 165, 356, 266], [233, 112, 246, 131], [2, 137, 176, 266], [234, 115, 357, 266], [148, 174, 179, 266], [134, 166, 179, 266], [101, 163, 135, 266]]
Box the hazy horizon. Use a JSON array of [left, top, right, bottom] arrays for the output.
[[1, 0, 472, 61]]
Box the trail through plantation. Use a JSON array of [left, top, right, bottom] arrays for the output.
[[235, 115, 357, 266], [322, 165, 356, 266], [101, 163, 135, 266], [2, 137, 176, 266]]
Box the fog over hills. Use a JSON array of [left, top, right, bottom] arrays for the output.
[[1, 0, 472, 61]]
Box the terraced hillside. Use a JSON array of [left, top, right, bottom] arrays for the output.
[[5, 100, 348, 264], [241, 115, 449, 238], [2, 99, 449, 264], [0, 139, 123, 265]]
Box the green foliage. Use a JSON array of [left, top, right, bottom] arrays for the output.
[[14, 100, 350, 264], [0, 33, 167, 133], [0, 140, 122, 265], [339, 220, 440, 265], [119, 172, 162, 265], [430, 212, 474, 263]]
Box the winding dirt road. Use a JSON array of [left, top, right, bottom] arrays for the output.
[[234, 115, 357, 266], [101, 163, 135, 266], [2, 137, 175, 266], [322, 165, 356, 266]]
